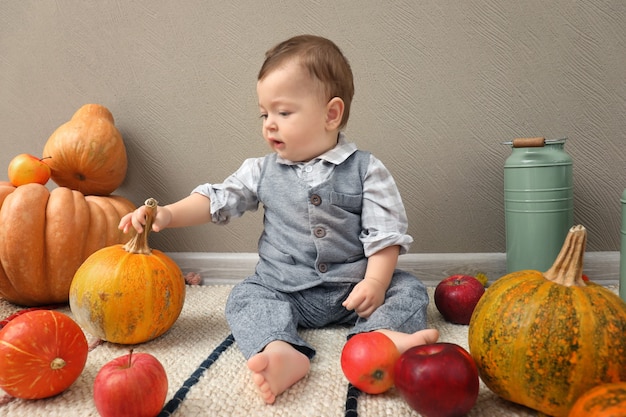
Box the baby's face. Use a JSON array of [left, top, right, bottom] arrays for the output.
[[257, 61, 338, 162]]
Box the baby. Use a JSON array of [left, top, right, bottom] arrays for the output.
[[119, 34, 438, 404]]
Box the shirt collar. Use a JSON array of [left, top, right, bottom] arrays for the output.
[[276, 132, 358, 166]]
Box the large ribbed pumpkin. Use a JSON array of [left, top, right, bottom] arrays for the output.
[[69, 198, 186, 344], [43, 104, 127, 196], [0, 182, 134, 306], [468, 225, 626, 417], [568, 382, 626, 417]]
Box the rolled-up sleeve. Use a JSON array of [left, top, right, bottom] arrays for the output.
[[360, 155, 413, 256], [191, 157, 263, 225]]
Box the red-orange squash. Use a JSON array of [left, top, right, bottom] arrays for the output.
[[468, 225, 626, 417], [0, 310, 88, 399], [69, 198, 186, 344], [43, 104, 127, 196], [568, 382, 626, 416], [0, 182, 135, 306]]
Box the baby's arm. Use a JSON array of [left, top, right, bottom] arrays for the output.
[[342, 245, 400, 318], [119, 193, 212, 234]]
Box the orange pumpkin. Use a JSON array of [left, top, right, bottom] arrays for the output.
[[0, 310, 88, 399], [43, 104, 128, 196], [568, 382, 626, 416], [69, 198, 186, 344], [468, 225, 626, 417], [0, 182, 134, 306]]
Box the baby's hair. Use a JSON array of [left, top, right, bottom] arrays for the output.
[[259, 35, 354, 129]]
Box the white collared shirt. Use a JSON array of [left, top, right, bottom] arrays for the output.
[[192, 133, 413, 256]]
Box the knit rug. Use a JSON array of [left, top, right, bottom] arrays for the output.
[[0, 285, 539, 417]]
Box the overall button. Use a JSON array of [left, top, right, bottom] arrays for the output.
[[313, 227, 326, 238], [310, 194, 322, 206], [317, 263, 328, 273]]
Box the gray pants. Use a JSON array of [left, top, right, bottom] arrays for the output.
[[225, 270, 429, 359]]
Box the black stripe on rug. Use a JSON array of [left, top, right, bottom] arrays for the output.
[[158, 333, 235, 416], [345, 383, 361, 417]]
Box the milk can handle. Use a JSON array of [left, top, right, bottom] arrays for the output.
[[512, 137, 545, 148], [502, 137, 567, 147]]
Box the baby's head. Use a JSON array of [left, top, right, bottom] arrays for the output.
[[258, 35, 354, 130]]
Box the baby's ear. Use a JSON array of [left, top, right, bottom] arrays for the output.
[[326, 97, 344, 130]]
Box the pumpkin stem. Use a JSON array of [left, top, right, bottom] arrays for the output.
[[122, 198, 158, 255], [50, 358, 66, 370], [543, 224, 587, 287]]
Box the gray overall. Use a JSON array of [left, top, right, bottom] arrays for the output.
[[225, 151, 429, 359]]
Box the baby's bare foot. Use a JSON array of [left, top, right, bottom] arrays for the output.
[[376, 328, 440, 353], [246, 340, 311, 404]]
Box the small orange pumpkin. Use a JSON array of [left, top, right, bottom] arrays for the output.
[[0, 310, 88, 399], [69, 198, 186, 344], [568, 382, 626, 416], [43, 104, 127, 196]]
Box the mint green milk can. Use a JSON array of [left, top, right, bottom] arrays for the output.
[[504, 137, 573, 273]]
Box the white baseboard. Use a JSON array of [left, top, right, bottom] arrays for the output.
[[167, 251, 621, 287]]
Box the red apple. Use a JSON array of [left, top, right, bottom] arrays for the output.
[[434, 274, 485, 324], [94, 350, 168, 417], [340, 331, 400, 394], [394, 342, 479, 417], [7, 154, 51, 186]]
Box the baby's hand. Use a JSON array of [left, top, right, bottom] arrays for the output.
[[118, 205, 171, 234], [342, 278, 387, 318], [118, 206, 149, 234]]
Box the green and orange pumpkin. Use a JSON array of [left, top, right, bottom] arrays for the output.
[[468, 225, 626, 417]]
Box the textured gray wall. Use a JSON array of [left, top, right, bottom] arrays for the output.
[[1, 1, 625, 254]]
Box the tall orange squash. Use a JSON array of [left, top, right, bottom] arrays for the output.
[[43, 104, 127, 196], [69, 198, 186, 344]]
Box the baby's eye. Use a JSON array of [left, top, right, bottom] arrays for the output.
[[259, 113, 268, 119], [279, 111, 291, 117]]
